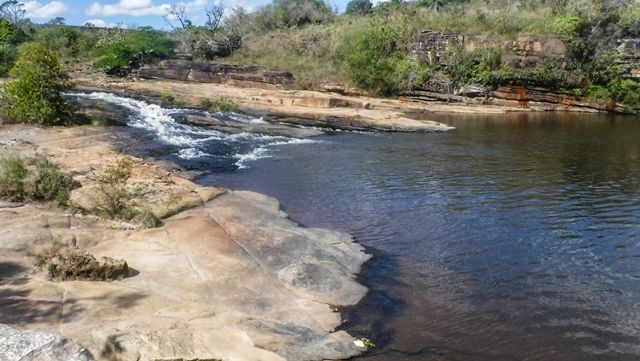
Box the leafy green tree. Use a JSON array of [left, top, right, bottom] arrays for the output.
[[93, 27, 175, 73], [35, 25, 96, 59], [2, 43, 74, 125], [0, 18, 23, 44], [0, 43, 16, 75], [0, 0, 25, 25], [346, 0, 373, 15], [254, 0, 335, 30], [344, 25, 414, 95]]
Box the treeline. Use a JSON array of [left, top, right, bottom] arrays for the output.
[[2, 0, 640, 108], [226, 0, 640, 107]]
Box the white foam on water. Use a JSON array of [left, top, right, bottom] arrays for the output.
[[178, 148, 211, 160], [234, 147, 271, 169], [68, 92, 323, 169]]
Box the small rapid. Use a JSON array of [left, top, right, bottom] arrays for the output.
[[68, 92, 319, 169]]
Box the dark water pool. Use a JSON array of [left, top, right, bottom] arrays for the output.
[[199, 112, 640, 361]]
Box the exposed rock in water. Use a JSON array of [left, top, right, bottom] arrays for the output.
[[0, 324, 95, 361], [183, 114, 324, 138], [41, 245, 129, 282]]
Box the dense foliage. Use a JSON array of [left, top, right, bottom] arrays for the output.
[[93, 27, 175, 72], [0, 156, 78, 206], [2, 42, 74, 125], [345, 0, 373, 15], [343, 25, 414, 95]]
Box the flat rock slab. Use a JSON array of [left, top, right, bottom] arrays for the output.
[[0, 126, 371, 361], [0, 324, 95, 361]]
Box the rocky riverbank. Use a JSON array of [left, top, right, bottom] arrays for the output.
[[0, 125, 371, 361]]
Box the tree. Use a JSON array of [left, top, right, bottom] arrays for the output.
[[164, 3, 191, 30], [205, 3, 224, 35], [93, 27, 175, 72], [46, 17, 65, 26], [225, 7, 251, 50], [346, 0, 373, 15], [2, 43, 74, 125], [0, 0, 24, 24]]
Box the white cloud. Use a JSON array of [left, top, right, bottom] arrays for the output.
[[83, 18, 127, 28], [86, 0, 206, 17], [23, 1, 68, 19]]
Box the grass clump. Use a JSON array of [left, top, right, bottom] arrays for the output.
[[0, 156, 78, 206], [24, 157, 80, 206], [95, 157, 162, 228], [0, 156, 28, 201], [134, 206, 161, 229], [95, 157, 136, 220], [159, 91, 176, 107], [202, 96, 240, 112]]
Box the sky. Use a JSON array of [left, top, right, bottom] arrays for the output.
[[20, 0, 364, 29]]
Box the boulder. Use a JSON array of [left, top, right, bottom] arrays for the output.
[[0, 324, 95, 361]]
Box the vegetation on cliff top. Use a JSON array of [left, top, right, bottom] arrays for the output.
[[1, 0, 640, 108]]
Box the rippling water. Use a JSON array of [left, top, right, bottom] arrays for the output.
[[81, 93, 640, 361], [201, 112, 640, 361]]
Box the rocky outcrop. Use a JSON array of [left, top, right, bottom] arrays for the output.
[[403, 85, 637, 114], [74, 78, 457, 132], [135, 60, 297, 90], [498, 36, 566, 69], [617, 38, 640, 80], [411, 30, 464, 65], [0, 126, 372, 361], [184, 114, 324, 138], [0, 324, 95, 361]]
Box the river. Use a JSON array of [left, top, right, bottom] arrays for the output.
[[76, 93, 640, 361]]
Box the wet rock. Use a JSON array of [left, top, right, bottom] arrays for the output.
[[184, 114, 323, 138], [0, 324, 95, 361]]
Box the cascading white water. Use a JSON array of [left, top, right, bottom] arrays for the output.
[[68, 92, 318, 168]]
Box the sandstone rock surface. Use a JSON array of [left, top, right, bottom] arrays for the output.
[[0, 324, 95, 361], [0, 126, 371, 361]]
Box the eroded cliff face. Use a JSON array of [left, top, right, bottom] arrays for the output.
[[617, 38, 640, 80], [0, 126, 371, 361], [407, 30, 640, 114], [134, 60, 297, 90]]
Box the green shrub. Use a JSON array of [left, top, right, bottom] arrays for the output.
[[343, 25, 414, 95], [346, 0, 373, 15], [444, 47, 501, 86], [2, 42, 74, 125], [0, 18, 25, 45], [0, 156, 28, 201], [34, 26, 96, 60], [134, 206, 161, 228], [95, 158, 136, 220], [173, 99, 188, 108], [0, 156, 78, 205], [96, 99, 107, 110], [0, 43, 16, 76], [212, 96, 240, 112], [93, 27, 175, 73], [200, 98, 214, 110], [159, 91, 175, 106], [24, 157, 79, 206], [253, 0, 335, 31]]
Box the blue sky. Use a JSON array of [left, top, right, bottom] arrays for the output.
[[21, 0, 363, 29]]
